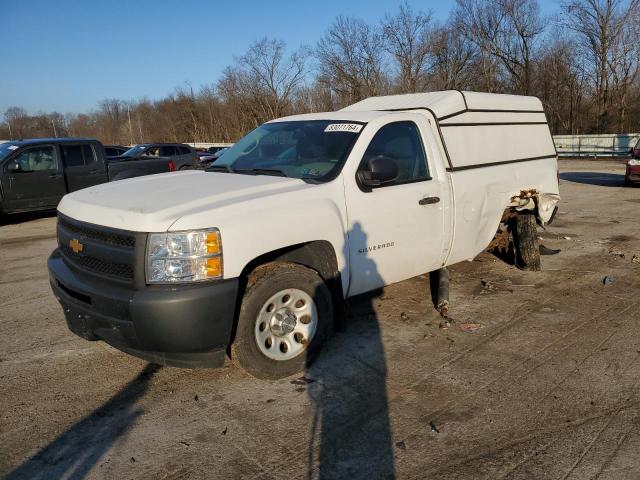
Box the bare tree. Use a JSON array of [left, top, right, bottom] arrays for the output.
[[381, 3, 434, 93], [607, 2, 640, 131], [561, 0, 640, 132], [428, 21, 478, 90], [316, 16, 389, 105], [3, 4, 640, 142], [455, 0, 544, 94], [218, 38, 308, 125], [534, 37, 589, 133]]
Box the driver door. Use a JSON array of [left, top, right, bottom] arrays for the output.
[[344, 120, 446, 297], [2, 145, 66, 212]]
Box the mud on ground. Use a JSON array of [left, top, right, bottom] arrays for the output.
[[1, 159, 640, 479]]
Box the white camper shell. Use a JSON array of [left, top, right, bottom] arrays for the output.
[[343, 90, 556, 170], [50, 90, 560, 378]]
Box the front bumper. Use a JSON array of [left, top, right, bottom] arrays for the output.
[[48, 248, 239, 368], [626, 165, 640, 184]]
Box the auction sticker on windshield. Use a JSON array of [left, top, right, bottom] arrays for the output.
[[324, 123, 363, 133]]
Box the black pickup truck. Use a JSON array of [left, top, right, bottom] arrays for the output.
[[0, 138, 173, 215]]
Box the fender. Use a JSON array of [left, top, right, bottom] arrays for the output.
[[169, 177, 350, 296]]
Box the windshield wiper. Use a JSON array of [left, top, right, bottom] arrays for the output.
[[233, 168, 288, 177]]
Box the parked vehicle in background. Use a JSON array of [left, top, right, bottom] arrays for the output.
[[115, 143, 197, 170], [198, 147, 229, 169], [0, 138, 173, 215], [194, 149, 218, 168], [207, 146, 228, 154], [626, 138, 640, 185], [104, 145, 128, 157], [48, 91, 560, 380]]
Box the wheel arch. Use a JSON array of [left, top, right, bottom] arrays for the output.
[[229, 240, 345, 345]]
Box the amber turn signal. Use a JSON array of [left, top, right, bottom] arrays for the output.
[[206, 257, 222, 277], [206, 232, 221, 254]]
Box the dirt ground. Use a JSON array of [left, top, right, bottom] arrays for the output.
[[1, 159, 639, 480]]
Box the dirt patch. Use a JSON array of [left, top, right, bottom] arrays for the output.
[[0, 234, 57, 246], [607, 234, 636, 242]]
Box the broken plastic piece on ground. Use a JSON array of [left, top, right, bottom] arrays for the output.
[[290, 376, 315, 385], [400, 312, 409, 321], [539, 244, 561, 255], [608, 247, 625, 258], [564, 236, 572, 240], [632, 255, 640, 264], [429, 421, 440, 433], [459, 322, 484, 333], [603, 276, 614, 285], [395, 440, 406, 450]]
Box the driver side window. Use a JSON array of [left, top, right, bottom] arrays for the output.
[[359, 122, 430, 186], [12, 146, 57, 172]]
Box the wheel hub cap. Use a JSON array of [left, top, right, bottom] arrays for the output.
[[255, 288, 318, 361], [270, 309, 297, 336]]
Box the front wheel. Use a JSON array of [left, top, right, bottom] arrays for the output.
[[230, 262, 332, 379]]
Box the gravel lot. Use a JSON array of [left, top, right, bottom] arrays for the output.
[[1, 159, 640, 480]]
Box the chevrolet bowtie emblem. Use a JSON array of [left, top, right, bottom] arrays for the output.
[[69, 238, 84, 254]]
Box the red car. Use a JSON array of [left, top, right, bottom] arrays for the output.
[[626, 139, 640, 185]]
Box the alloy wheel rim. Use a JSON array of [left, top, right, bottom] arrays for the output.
[[254, 288, 317, 361]]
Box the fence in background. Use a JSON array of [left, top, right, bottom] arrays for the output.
[[553, 133, 639, 157]]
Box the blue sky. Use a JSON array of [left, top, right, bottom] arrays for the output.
[[0, 0, 561, 115]]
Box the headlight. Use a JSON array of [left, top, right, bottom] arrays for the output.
[[146, 228, 222, 284], [628, 159, 640, 166]]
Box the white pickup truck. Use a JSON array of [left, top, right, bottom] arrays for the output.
[[48, 91, 559, 379]]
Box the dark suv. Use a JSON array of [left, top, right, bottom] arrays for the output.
[[115, 143, 198, 170]]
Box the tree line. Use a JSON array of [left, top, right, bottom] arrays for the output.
[[2, 0, 639, 145]]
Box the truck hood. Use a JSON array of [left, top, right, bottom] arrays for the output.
[[58, 170, 314, 232]]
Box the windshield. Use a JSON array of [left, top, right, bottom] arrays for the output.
[[0, 143, 20, 162], [211, 120, 363, 181], [121, 145, 148, 157]]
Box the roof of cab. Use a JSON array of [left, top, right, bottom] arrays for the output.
[[341, 90, 544, 119], [268, 110, 392, 124]]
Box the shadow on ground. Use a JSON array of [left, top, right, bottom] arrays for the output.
[[560, 171, 625, 187], [0, 210, 57, 226], [7, 364, 160, 480], [305, 222, 395, 479]]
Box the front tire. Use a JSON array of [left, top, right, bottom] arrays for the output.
[[231, 262, 332, 379]]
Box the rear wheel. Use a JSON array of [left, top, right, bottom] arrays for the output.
[[513, 213, 541, 271], [231, 262, 332, 379]]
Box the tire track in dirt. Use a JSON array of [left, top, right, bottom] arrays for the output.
[[393, 279, 637, 479]]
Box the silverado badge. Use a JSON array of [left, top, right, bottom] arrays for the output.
[[69, 238, 84, 254]]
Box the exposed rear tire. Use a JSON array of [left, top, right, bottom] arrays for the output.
[[230, 262, 332, 380], [513, 213, 541, 271]]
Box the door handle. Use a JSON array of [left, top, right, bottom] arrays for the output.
[[419, 196, 440, 205]]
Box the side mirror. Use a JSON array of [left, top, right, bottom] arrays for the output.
[[357, 156, 398, 188], [7, 161, 22, 173]]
